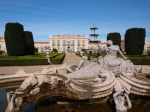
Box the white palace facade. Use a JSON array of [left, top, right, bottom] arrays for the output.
[[49, 34, 89, 52], [0, 37, 6, 52]]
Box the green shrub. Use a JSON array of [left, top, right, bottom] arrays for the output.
[[107, 32, 121, 47], [24, 31, 34, 55], [76, 51, 81, 56], [129, 58, 150, 65], [52, 48, 58, 53], [0, 51, 3, 54], [0, 53, 48, 66], [51, 53, 66, 64], [81, 49, 88, 52], [34, 47, 38, 53], [125, 28, 146, 55], [4, 22, 25, 56], [83, 51, 105, 60], [49, 53, 60, 58], [0, 59, 48, 66], [125, 55, 150, 65]]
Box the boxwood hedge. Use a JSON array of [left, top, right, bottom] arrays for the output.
[[0, 59, 48, 66], [51, 53, 66, 64]]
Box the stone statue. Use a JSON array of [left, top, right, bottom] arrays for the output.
[[5, 40, 150, 112], [75, 55, 87, 71], [46, 63, 74, 74], [20, 74, 38, 91], [6, 75, 38, 112], [44, 53, 88, 74], [97, 40, 141, 76], [6, 93, 23, 112], [113, 90, 132, 112]]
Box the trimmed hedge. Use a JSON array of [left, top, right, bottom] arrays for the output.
[[83, 52, 105, 60], [4, 22, 25, 56], [0, 59, 48, 66], [129, 58, 150, 65], [0, 53, 48, 66], [125, 28, 146, 55], [126, 55, 150, 65], [51, 53, 66, 64], [0, 53, 66, 66], [49, 53, 61, 58]]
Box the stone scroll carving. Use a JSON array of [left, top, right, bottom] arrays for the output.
[[6, 40, 150, 112]]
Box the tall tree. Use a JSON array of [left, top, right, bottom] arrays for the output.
[[125, 28, 146, 55], [4, 22, 25, 56], [107, 32, 121, 47], [24, 31, 34, 55]]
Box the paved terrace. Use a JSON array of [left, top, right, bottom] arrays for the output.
[[0, 53, 90, 75]]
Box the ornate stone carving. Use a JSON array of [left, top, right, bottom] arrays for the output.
[[6, 40, 150, 112], [113, 90, 132, 112]]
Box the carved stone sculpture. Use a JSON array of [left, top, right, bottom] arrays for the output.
[[113, 90, 132, 112], [6, 40, 150, 112]]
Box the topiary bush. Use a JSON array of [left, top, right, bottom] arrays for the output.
[[107, 32, 121, 47], [4, 22, 25, 56], [24, 31, 34, 55], [125, 28, 146, 55]]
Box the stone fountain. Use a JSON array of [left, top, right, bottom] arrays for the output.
[[3, 40, 150, 112]]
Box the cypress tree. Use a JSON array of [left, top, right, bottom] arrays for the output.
[[125, 28, 146, 55], [107, 32, 121, 47], [24, 31, 34, 55], [4, 22, 25, 56]]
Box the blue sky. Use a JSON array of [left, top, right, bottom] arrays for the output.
[[0, 0, 150, 42]]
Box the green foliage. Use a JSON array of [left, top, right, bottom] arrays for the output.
[[84, 51, 105, 60], [51, 53, 66, 64], [0, 53, 48, 66], [0, 59, 48, 66], [24, 31, 34, 55], [4, 22, 25, 56], [75, 51, 81, 56], [34, 47, 38, 53], [52, 48, 58, 53], [49, 53, 61, 58], [125, 28, 146, 55], [0, 51, 3, 54], [126, 55, 150, 65], [107, 32, 121, 47], [81, 49, 88, 52]]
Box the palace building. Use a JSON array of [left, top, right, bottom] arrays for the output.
[[0, 37, 6, 52], [34, 42, 49, 52], [49, 34, 89, 52]]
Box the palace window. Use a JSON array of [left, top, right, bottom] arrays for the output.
[[57, 40, 60, 44], [82, 40, 85, 44], [77, 40, 80, 46], [72, 47, 74, 51], [52, 40, 55, 46], [63, 40, 66, 45], [63, 47, 65, 51]]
